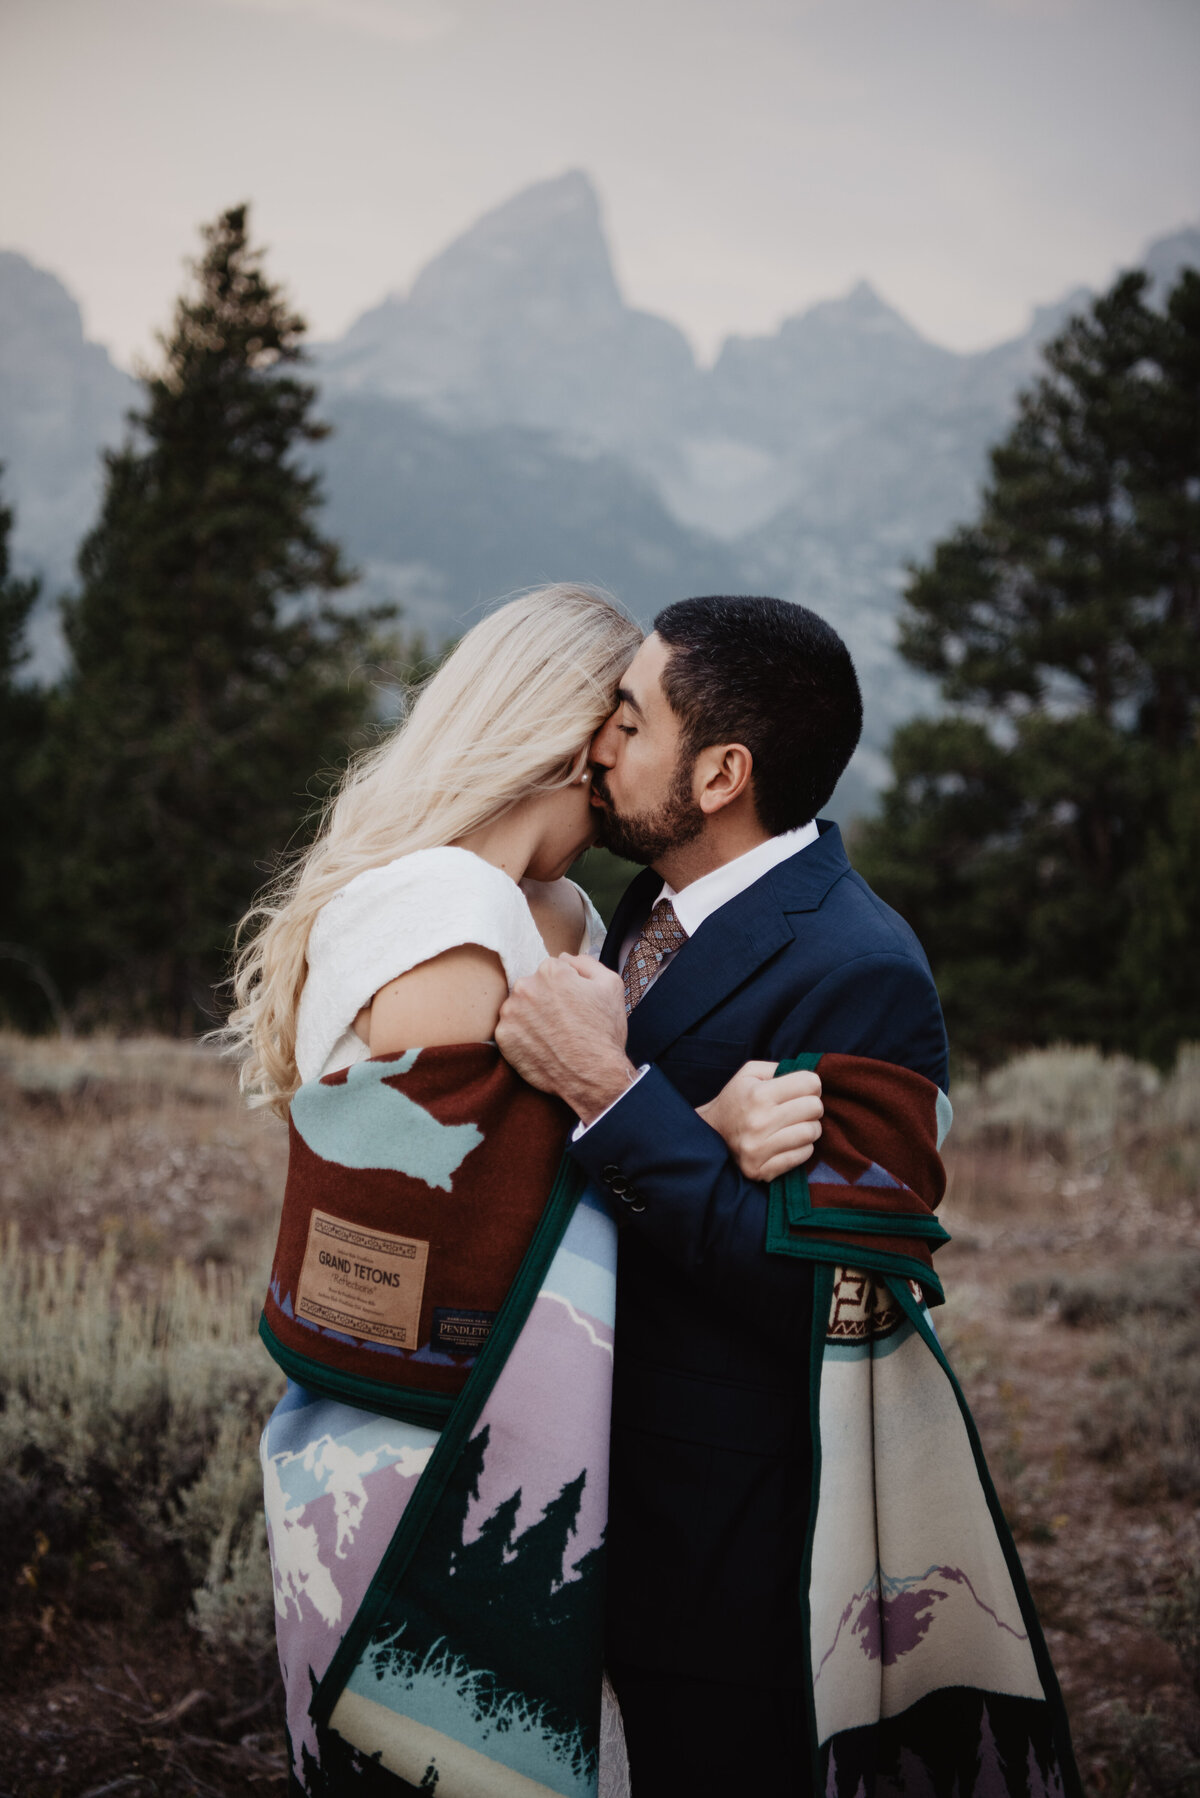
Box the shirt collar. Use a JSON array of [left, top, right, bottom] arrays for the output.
[[655, 820, 820, 939]]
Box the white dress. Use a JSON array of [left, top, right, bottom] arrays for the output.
[[291, 846, 631, 1797], [296, 845, 606, 1083]]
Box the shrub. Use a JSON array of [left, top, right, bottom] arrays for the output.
[[1105, 1562, 1200, 1798], [1078, 1315, 1200, 1502], [951, 1045, 1163, 1156], [0, 1225, 280, 1650], [1010, 1255, 1200, 1329]]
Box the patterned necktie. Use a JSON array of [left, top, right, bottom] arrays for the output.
[[622, 898, 689, 1013]]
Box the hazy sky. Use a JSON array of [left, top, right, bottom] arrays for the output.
[[2, 0, 1197, 368]]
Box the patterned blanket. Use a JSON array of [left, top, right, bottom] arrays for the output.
[[258, 1045, 1080, 1798], [771, 1054, 1081, 1798], [260, 1046, 616, 1795]]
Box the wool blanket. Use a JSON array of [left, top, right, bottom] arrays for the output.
[[260, 1045, 617, 1796], [771, 1053, 1081, 1798], [262, 1045, 575, 1413], [259, 1045, 1080, 1798]]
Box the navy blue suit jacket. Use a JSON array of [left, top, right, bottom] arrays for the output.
[[569, 821, 948, 1686]]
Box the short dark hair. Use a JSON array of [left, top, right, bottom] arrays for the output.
[[653, 595, 862, 833]]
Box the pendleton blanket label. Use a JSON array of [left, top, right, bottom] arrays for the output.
[[431, 1306, 496, 1354], [296, 1208, 429, 1347]]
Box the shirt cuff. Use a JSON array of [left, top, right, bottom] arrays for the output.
[[570, 1065, 651, 1140]]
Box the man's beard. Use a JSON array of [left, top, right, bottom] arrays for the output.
[[592, 755, 705, 865]]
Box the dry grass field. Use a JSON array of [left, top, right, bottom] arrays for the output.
[[0, 1032, 1197, 1797]]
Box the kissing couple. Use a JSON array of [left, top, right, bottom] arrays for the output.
[[235, 587, 1080, 1798]]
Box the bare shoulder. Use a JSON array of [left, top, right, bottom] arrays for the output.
[[363, 943, 508, 1056], [521, 877, 588, 956]]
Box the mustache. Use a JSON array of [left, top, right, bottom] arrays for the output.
[[589, 767, 613, 807]]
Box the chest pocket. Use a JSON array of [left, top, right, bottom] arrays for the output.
[[659, 1036, 748, 1105]]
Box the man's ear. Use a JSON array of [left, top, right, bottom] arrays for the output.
[[694, 742, 754, 815]]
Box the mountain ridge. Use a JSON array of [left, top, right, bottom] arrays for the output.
[[0, 248, 135, 629], [3, 180, 1196, 814]]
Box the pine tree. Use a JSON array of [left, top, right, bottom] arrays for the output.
[[38, 205, 392, 1027], [453, 1486, 522, 1603], [857, 268, 1200, 1065], [973, 1701, 1009, 1798], [543, 1537, 607, 1748], [0, 471, 54, 1026], [824, 1747, 840, 1798], [0, 473, 39, 701], [417, 1423, 489, 1584], [508, 1470, 586, 1612]]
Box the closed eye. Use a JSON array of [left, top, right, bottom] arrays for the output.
[[617, 725, 638, 736]]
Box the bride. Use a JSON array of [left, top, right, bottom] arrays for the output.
[[225, 585, 813, 1796]]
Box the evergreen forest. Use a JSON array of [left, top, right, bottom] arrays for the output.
[[2, 205, 407, 1032], [856, 267, 1199, 1068], [1, 207, 1196, 1070]]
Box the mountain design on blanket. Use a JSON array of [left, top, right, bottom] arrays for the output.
[[264, 1423, 436, 1626], [291, 1051, 483, 1188], [808, 1158, 905, 1189], [819, 1562, 1033, 1673]]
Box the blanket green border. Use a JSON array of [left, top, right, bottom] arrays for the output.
[[800, 1260, 835, 1795], [766, 1054, 948, 1302], [259, 1316, 458, 1429], [309, 1152, 588, 1733], [763, 1223, 948, 1304]]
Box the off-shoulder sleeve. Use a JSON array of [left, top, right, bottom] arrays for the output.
[[567, 880, 609, 957], [295, 848, 548, 1084]]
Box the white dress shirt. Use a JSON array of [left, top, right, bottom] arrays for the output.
[[576, 819, 820, 1135]]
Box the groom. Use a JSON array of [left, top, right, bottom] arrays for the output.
[[496, 595, 948, 1795]]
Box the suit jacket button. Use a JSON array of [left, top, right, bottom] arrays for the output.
[[609, 1174, 629, 1196], [627, 1192, 647, 1214], [601, 1164, 621, 1185]]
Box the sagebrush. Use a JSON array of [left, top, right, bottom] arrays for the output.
[[0, 1225, 281, 1652]]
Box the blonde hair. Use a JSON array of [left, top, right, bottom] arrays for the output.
[[224, 584, 641, 1114]]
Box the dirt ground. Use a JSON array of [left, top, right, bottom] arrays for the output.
[[936, 1144, 1200, 1790], [0, 1038, 1196, 1795]]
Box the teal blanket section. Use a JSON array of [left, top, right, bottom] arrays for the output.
[[343, 1636, 597, 1797], [290, 1050, 484, 1186]]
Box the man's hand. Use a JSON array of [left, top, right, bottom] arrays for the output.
[[698, 1061, 823, 1184], [496, 955, 636, 1123]]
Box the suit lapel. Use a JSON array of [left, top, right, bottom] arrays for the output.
[[625, 902, 793, 1064], [600, 867, 660, 971], [622, 822, 852, 1064]]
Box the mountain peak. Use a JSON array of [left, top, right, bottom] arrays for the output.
[[0, 249, 88, 349], [323, 170, 695, 445], [466, 168, 599, 237], [846, 278, 889, 309], [1139, 222, 1200, 301], [407, 168, 623, 321], [790, 279, 925, 343]]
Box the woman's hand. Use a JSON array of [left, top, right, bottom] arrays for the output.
[[697, 1061, 823, 1184]]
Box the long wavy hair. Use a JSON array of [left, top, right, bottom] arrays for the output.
[[223, 584, 641, 1115]]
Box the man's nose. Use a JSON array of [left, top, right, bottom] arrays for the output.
[[589, 712, 620, 767]]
